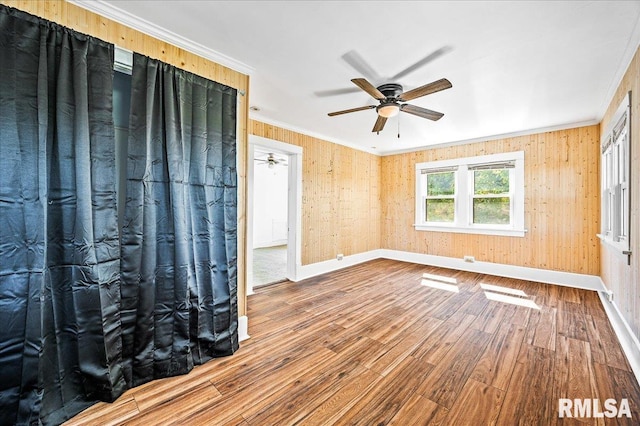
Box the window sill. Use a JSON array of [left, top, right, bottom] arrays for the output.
[[414, 224, 527, 237], [597, 234, 630, 256]]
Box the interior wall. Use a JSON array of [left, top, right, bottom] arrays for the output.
[[250, 120, 381, 265], [381, 125, 601, 275], [600, 44, 640, 339], [253, 160, 288, 248], [2, 0, 250, 316]]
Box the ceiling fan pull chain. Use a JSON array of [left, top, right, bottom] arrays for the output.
[[398, 116, 401, 138]]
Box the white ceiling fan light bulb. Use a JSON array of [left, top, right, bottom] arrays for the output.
[[377, 103, 400, 118]]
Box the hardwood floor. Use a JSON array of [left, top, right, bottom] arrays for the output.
[[65, 259, 640, 425]]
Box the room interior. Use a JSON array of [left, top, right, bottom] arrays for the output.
[[251, 148, 289, 287], [2, 0, 640, 424]]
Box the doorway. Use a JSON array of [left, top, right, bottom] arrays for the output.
[[247, 135, 302, 294]]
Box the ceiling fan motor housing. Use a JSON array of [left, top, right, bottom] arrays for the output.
[[377, 83, 403, 99]]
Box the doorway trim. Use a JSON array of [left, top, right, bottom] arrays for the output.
[[247, 135, 302, 295]]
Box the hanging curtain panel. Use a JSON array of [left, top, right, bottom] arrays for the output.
[[0, 6, 239, 424], [0, 5, 124, 425], [120, 54, 239, 388]]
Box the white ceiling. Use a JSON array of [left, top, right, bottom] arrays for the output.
[[78, 1, 640, 155]]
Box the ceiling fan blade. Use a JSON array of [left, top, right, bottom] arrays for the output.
[[390, 46, 453, 80], [314, 87, 362, 97], [399, 78, 452, 102], [372, 115, 387, 133], [400, 104, 444, 121], [351, 78, 385, 100], [341, 50, 381, 82], [327, 105, 375, 116]]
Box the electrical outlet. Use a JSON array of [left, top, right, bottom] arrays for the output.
[[337, 253, 344, 261], [463, 255, 475, 263]]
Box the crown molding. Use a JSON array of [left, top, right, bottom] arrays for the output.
[[249, 114, 381, 156], [67, 0, 254, 76], [250, 115, 601, 158], [378, 119, 600, 156]]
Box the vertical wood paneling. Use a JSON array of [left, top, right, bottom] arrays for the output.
[[250, 120, 381, 265], [600, 45, 640, 340], [381, 126, 601, 275], [2, 0, 250, 315]]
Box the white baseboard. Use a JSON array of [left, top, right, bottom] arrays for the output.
[[292, 248, 603, 291], [294, 249, 384, 281], [597, 282, 640, 385], [238, 315, 250, 342], [254, 240, 287, 249], [380, 249, 605, 291]]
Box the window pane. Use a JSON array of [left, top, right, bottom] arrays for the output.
[[473, 197, 510, 224], [474, 169, 509, 195], [426, 199, 455, 222], [427, 172, 455, 196]]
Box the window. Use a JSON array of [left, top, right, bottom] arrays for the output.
[[599, 92, 630, 254], [424, 170, 456, 222], [415, 151, 525, 236], [471, 165, 512, 225]]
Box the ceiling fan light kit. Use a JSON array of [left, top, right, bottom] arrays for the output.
[[377, 103, 400, 118]]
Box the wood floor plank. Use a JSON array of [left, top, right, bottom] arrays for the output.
[[419, 327, 491, 408], [387, 394, 447, 426], [124, 382, 222, 426], [444, 378, 504, 426], [592, 362, 640, 424], [363, 315, 444, 377], [241, 353, 366, 425], [527, 304, 558, 350], [296, 368, 383, 425], [499, 344, 557, 424], [554, 336, 599, 409], [473, 299, 514, 334], [410, 311, 477, 364], [460, 288, 492, 316], [557, 308, 589, 342], [471, 321, 526, 391], [63, 397, 139, 426], [336, 355, 435, 425], [62, 259, 640, 426], [586, 315, 632, 371], [194, 348, 339, 425]]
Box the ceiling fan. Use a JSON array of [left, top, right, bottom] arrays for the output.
[[255, 153, 287, 168], [323, 47, 453, 133], [327, 78, 452, 133]]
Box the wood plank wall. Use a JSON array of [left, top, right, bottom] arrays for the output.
[[600, 45, 640, 339], [249, 120, 381, 265], [1, 0, 250, 316], [380, 126, 601, 275]]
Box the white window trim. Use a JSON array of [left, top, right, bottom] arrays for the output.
[[415, 151, 526, 237], [598, 92, 631, 256]]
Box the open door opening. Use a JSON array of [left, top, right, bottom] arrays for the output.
[[247, 136, 302, 295], [252, 150, 288, 286]]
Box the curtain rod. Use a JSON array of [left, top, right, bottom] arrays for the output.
[[114, 46, 245, 96]]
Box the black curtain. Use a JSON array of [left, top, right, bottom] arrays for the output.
[[0, 5, 123, 425], [120, 54, 239, 388], [0, 6, 238, 425]]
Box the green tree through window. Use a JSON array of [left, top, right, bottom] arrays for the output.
[[473, 169, 510, 225], [426, 171, 455, 222]]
